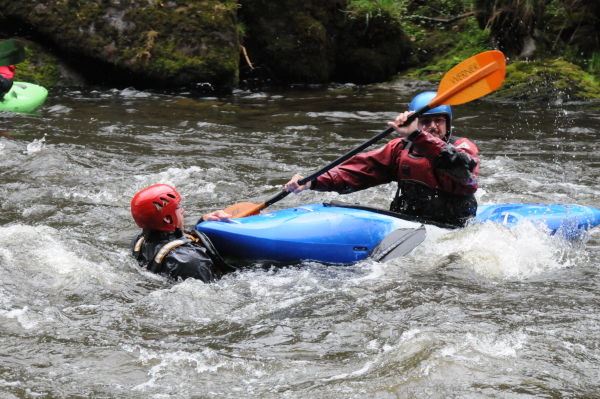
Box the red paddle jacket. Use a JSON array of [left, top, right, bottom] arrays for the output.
[[312, 130, 480, 227], [0, 65, 15, 79]]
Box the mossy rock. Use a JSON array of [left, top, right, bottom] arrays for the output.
[[239, 0, 412, 85], [334, 13, 411, 84], [0, 0, 240, 91], [238, 0, 342, 83], [494, 59, 600, 102], [12, 40, 84, 87]]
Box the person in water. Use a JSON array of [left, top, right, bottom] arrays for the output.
[[284, 91, 480, 227], [130, 184, 234, 282], [0, 65, 15, 97]]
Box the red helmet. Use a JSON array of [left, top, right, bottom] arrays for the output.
[[131, 184, 182, 231]]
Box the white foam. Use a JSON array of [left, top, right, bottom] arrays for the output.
[[0, 306, 39, 330], [26, 136, 46, 154], [441, 331, 526, 361], [423, 221, 571, 280], [283, 125, 319, 131], [306, 111, 390, 121], [117, 87, 152, 98], [142, 266, 335, 325], [46, 104, 73, 115], [0, 224, 125, 292], [133, 166, 209, 189], [123, 344, 268, 392]]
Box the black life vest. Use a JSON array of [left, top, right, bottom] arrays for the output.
[[390, 136, 477, 228], [132, 230, 234, 280]]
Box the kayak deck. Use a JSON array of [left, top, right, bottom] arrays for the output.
[[475, 203, 600, 236], [197, 203, 424, 264]]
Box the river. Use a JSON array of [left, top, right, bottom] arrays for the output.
[[1, 81, 599, 398]]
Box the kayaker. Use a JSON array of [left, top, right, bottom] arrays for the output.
[[284, 91, 480, 227], [0, 65, 15, 97], [130, 184, 235, 282]]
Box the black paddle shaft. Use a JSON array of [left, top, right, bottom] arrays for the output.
[[262, 105, 431, 207]]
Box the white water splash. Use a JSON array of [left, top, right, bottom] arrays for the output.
[[0, 306, 39, 330], [441, 330, 527, 361], [26, 135, 46, 154], [420, 221, 573, 280], [117, 87, 152, 98], [46, 104, 73, 115], [123, 344, 269, 393], [0, 224, 125, 292], [131, 166, 229, 201]]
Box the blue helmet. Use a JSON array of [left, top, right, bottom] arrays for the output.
[[409, 91, 452, 140]]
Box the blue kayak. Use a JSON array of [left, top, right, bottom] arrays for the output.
[[197, 202, 600, 264], [475, 203, 600, 236], [198, 203, 425, 264]]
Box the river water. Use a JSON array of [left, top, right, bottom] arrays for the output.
[[1, 81, 599, 398]]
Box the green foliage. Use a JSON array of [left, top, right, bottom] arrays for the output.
[[346, 0, 409, 21], [14, 44, 63, 87], [345, 1, 496, 80], [5, 0, 600, 99], [401, 19, 492, 80], [236, 21, 247, 38], [386, 0, 600, 99], [408, 2, 491, 67], [472, 0, 543, 56], [3, 0, 240, 89], [588, 52, 600, 76], [544, 0, 600, 57], [473, 0, 599, 63]]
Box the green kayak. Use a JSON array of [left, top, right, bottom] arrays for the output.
[[0, 82, 48, 113]]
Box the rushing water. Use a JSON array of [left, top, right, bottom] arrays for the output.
[[0, 82, 599, 398]]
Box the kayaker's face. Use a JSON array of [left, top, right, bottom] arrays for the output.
[[175, 205, 185, 230], [418, 115, 447, 140]]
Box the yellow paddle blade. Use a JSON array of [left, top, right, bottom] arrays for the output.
[[433, 50, 506, 107], [223, 201, 264, 218]]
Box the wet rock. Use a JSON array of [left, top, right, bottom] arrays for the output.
[[239, 0, 411, 85], [2, 1, 411, 90], [0, 0, 240, 91], [494, 59, 600, 103]]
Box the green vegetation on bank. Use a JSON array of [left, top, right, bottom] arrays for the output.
[[14, 42, 65, 87], [2, 0, 599, 100], [346, 0, 600, 101], [2, 0, 240, 90], [499, 59, 600, 101]]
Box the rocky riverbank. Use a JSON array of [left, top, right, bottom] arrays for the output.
[[1, 0, 598, 101]]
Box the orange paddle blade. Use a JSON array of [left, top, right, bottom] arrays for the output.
[[433, 50, 506, 107], [223, 201, 265, 218]]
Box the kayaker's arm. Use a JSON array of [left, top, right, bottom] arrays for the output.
[[410, 130, 480, 195], [310, 140, 403, 193], [436, 142, 479, 179], [201, 209, 233, 222]]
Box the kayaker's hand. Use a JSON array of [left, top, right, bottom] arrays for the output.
[[202, 209, 232, 222], [285, 174, 311, 193], [387, 111, 418, 136]]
